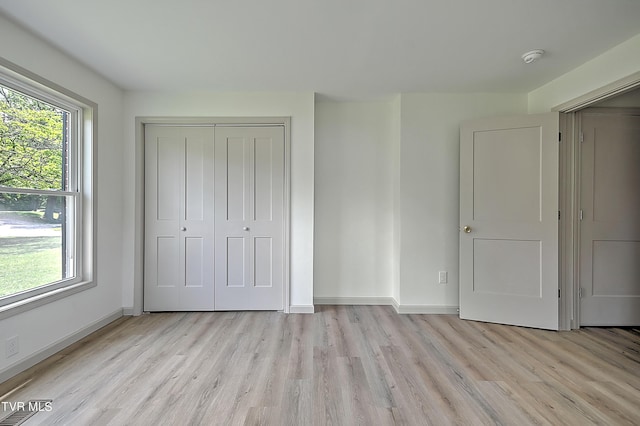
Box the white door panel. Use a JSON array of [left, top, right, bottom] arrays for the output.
[[155, 137, 181, 222], [473, 239, 542, 297], [254, 237, 273, 287], [580, 110, 640, 325], [185, 237, 204, 287], [185, 138, 206, 221], [460, 113, 559, 330], [144, 126, 214, 311], [214, 126, 285, 310], [226, 237, 245, 287], [472, 127, 542, 223]]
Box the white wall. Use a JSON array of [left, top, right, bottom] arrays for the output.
[[314, 101, 395, 300], [528, 34, 640, 113], [390, 96, 402, 303], [0, 15, 124, 373], [312, 93, 527, 310], [121, 91, 315, 312], [397, 93, 527, 309]]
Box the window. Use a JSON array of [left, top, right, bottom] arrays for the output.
[[0, 61, 95, 315]]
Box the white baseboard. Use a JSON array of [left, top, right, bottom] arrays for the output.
[[314, 297, 458, 315], [289, 305, 315, 314], [0, 309, 123, 384], [391, 297, 401, 312], [314, 297, 395, 306], [393, 304, 459, 315], [122, 307, 135, 316]]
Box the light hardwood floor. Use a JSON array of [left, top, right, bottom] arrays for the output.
[[1, 306, 639, 425]]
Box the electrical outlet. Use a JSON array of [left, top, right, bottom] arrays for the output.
[[6, 336, 19, 358], [438, 271, 448, 284]]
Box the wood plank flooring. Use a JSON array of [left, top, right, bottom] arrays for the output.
[[1, 306, 639, 425]]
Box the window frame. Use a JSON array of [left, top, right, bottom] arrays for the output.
[[0, 58, 96, 319]]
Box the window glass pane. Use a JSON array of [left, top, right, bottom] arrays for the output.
[[0, 193, 72, 298], [0, 84, 69, 191]]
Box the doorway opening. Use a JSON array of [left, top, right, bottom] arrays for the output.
[[557, 75, 640, 329]]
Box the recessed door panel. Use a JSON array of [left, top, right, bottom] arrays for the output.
[[227, 237, 246, 287], [473, 127, 542, 223], [226, 137, 247, 221], [592, 125, 640, 223], [473, 239, 541, 297], [185, 137, 205, 221], [254, 137, 273, 221], [157, 236, 179, 287], [254, 237, 273, 287], [156, 137, 181, 221], [592, 240, 640, 296], [185, 237, 204, 288]]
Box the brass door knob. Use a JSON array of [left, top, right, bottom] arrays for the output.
[[463, 226, 472, 233]]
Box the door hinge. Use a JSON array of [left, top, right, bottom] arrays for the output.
[[579, 287, 583, 298], [559, 132, 562, 142], [579, 132, 584, 143], [558, 288, 561, 299], [579, 209, 584, 221], [558, 210, 561, 220]]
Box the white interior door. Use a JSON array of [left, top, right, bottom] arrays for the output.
[[579, 109, 640, 326], [144, 125, 214, 311], [214, 126, 285, 310], [459, 113, 560, 330]]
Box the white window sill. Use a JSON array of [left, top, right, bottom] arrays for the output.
[[0, 281, 96, 320]]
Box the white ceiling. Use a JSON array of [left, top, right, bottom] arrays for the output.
[[1, 0, 639, 100]]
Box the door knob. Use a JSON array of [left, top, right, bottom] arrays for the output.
[[463, 226, 471, 233], [181, 227, 187, 231], [243, 227, 250, 231]]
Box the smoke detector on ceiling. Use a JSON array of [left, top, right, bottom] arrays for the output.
[[522, 49, 545, 64]]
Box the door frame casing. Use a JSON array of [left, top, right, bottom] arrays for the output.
[[558, 112, 575, 330], [555, 71, 640, 329], [133, 117, 292, 315]]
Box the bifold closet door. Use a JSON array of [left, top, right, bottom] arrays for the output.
[[214, 126, 285, 311], [144, 125, 214, 311]]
